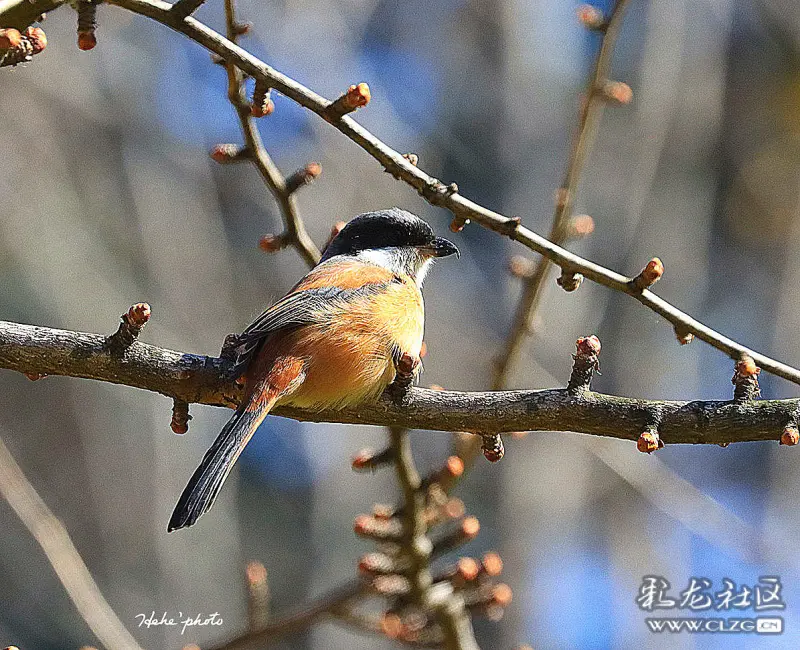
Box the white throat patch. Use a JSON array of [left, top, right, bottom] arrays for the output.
[[357, 248, 434, 287]]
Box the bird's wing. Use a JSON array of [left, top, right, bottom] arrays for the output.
[[230, 261, 397, 378]]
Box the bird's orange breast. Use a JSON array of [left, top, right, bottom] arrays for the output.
[[256, 270, 424, 410]]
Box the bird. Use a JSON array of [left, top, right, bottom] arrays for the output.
[[167, 208, 459, 531]]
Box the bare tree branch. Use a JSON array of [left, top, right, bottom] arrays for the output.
[[219, 0, 321, 267], [1, 319, 796, 445], [211, 581, 366, 650], [495, 0, 631, 387], [390, 427, 478, 650], [0, 432, 144, 650], [0, 0, 63, 30]]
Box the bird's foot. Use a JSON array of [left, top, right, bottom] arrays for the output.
[[385, 352, 421, 405]]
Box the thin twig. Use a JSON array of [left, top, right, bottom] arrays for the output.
[[447, 0, 634, 475], [0, 433, 145, 650], [99, 0, 800, 387], [494, 0, 631, 388], [210, 581, 365, 650], [221, 0, 320, 268]]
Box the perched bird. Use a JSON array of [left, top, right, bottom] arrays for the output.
[[168, 208, 459, 531]]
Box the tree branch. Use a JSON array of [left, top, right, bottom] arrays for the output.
[[219, 0, 320, 267], [1, 319, 796, 445], [495, 0, 631, 387], [169, 0, 205, 19], [0, 432, 144, 650], [211, 581, 366, 650], [0, 0, 64, 31]]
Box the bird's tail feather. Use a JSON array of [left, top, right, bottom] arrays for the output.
[[167, 399, 272, 532]]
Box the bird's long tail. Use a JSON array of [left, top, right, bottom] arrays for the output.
[[168, 354, 306, 532], [167, 398, 272, 532], [167, 374, 288, 533]]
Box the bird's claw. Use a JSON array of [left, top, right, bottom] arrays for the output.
[[386, 352, 421, 405]]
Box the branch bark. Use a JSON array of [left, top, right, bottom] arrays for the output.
[[1, 319, 796, 445], [0, 0, 64, 30]]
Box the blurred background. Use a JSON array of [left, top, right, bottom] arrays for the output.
[[2, 0, 800, 648]]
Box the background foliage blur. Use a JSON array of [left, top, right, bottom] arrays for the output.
[[2, 0, 800, 648]]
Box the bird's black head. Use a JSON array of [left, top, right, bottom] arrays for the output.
[[321, 208, 459, 262]]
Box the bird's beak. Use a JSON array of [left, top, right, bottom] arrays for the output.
[[430, 237, 460, 258]]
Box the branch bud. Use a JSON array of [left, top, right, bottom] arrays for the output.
[[481, 433, 504, 462], [402, 152, 419, 166], [637, 427, 663, 454], [433, 516, 480, 556], [557, 270, 584, 292], [425, 496, 465, 527], [490, 583, 513, 607], [576, 4, 605, 30], [210, 143, 250, 163], [245, 560, 270, 632], [324, 82, 371, 121], [509, 255, 536, 279], [320, 220, 346, 255], [251, 80, 274, 117], [285, 162, 322, 194], [444, 455, 464, 478], [674, 324, 694, 346], [380, 613, 403, 639], [170, 399, 191, 434], [449, 214, 469, 233], [456, 557, 481, 582], [481, 552, 503, 577], [371, 574, 410, 596], [358, 552, 398, 576], [567, 335, 601, 393], [233, 22, 252, 36], [351, 446, 395, 471], [631, 257, 664, 291], [258, 233, 289, 253], [781, 424, 799, 446], [354, 514, 403, 541], [732, 356, 760, 402], [76, 1, 98, 51], [564, 214, 595, 240], [107, 302, 151, 351], [599, 80, 633, 105]]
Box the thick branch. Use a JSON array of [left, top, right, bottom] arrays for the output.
[[1, 319, 796, 444], [0, 0, 64, 30], [98, 0, 800, 387]]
